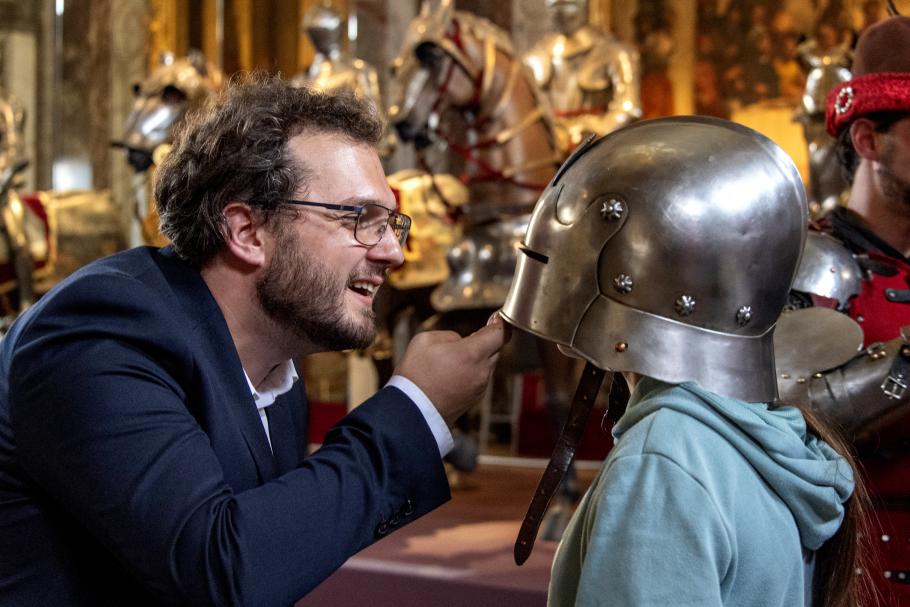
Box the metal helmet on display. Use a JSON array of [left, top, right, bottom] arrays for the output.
[[116, 50, 222, 172], [545, 0, 589, 37], [430, 216, 529, 312], [501, 116, 808, 403], [303, 3, 344, 56]]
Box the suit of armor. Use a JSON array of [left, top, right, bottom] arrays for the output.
[[524, 5, 641, 154], [796, 39, 852, 217], [290, 4, 382, 111]]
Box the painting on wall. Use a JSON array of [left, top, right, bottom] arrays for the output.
[[692, 0, 893, 202], [693, 0, 894, 119]]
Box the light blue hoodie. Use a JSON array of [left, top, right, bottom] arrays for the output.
[[548, 378, 853, 607]]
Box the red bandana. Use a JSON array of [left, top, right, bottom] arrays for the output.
[[826, 72, 910, 136]]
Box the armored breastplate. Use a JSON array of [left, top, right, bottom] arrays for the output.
[[534, 30, 615, 115], [295, 58, 379, 105], [525, 27, 640, 152], [308, 61, 360, 94]]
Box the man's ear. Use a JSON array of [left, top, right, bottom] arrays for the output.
[[222, 202, 267, 268], [849, 118, 880, 161]]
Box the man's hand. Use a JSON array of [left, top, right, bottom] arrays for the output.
[[395, 313, 511, 426]]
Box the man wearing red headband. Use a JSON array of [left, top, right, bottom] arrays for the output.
[[824, 15, 910, 604]]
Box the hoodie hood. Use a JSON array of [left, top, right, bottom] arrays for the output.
[[615, 378, 854, 551]]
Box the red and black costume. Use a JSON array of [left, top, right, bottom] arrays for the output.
[[822, 206, 910, 600], [823, 15, 910, 602]]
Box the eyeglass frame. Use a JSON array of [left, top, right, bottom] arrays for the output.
[[281, 199, 411, 247]]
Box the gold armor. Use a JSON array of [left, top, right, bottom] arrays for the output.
[[386, 170, 465, 290]]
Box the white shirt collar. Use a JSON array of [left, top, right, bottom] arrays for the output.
[[244, 359, 300, 412]]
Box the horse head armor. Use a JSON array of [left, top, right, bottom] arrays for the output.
[[117, 50, 222, 172]]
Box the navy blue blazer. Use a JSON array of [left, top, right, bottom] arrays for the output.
[[0, 246, 450, 606]]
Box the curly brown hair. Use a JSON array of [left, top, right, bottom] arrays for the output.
[[154, 71, 383, 267]]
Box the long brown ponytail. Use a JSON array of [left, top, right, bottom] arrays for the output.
[[798, 405, 881, 607]]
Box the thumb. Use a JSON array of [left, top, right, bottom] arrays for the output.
[[465, 314, 511, 357]]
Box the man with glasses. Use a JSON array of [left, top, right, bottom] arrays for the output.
[[0, 74, 509, 605]]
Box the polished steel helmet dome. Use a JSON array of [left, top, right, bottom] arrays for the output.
[[302, 4, 343, 55], [502, 116, 808, 402]]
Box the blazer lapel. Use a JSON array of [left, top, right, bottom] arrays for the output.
[[156, 247, 279, 483], [264, 400, 299, 475]]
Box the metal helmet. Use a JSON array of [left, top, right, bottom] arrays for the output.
[[798, 42, 851, 117], [790, 231, 862, 309], [545, 0, 589, 37], [430, 216, 529, 312], [303, 3, 343, 56], [501, 116, 808, 402]]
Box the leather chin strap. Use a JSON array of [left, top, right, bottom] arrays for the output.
[[514, 362, 611, 565]]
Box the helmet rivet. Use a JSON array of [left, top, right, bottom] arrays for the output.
[[613, 273, 633, 294], [674, 295, 696, 316], [600, 198, 625, 221], [735, 305, 752, 326], [615, 341, 628, 352]]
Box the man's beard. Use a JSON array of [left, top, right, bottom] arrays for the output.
[[256, 228, 377, 352], [878, 140, 910, 210]]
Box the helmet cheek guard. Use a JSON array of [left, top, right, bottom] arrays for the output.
[[502, 116, 809, 403]]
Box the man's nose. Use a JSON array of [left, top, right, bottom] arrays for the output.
[[366, 225, 405, 268]]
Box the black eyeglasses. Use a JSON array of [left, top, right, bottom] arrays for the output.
[[283, 200, 411, 247]]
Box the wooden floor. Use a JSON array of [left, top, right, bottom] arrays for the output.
[[297, 460, 596, 607]]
